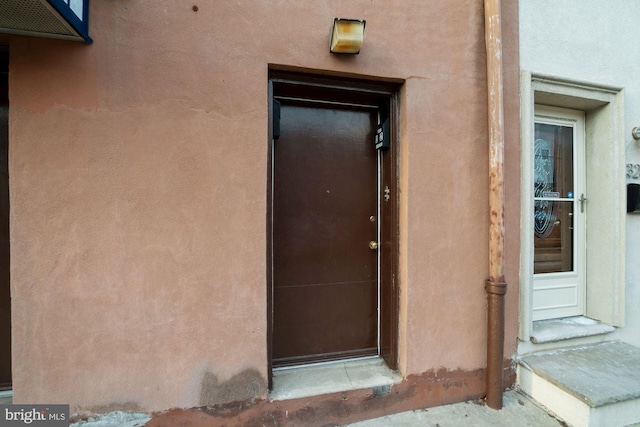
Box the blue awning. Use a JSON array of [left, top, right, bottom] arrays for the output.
[[0, 0, 91, 43]]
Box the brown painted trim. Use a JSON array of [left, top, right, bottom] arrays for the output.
[[145, 364, 515, 427], [269, 70, 398, 104], [379, 91, 400, 370], [266, 80, 274, 389], [0, 48, 10, 389]]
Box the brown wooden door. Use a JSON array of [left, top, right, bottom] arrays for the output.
[[272, 100, 379, 366]]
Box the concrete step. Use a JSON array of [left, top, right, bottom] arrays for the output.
[[518, 341, 640, 427]]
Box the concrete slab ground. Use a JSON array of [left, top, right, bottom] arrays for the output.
[[2, 389, 563, 426], [345, 390, 564, 427], [61, 390, 567, 426], [518, 341, 640, 426]]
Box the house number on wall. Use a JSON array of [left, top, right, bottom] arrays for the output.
[[626, 164, 640, 179]]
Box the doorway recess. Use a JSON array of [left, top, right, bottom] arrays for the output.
[[267, 70, 401, 390]]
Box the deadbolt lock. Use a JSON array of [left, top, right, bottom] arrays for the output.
[[369, 241, 379, 250]]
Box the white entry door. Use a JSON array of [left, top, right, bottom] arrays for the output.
[[532, 106, 586, 321]]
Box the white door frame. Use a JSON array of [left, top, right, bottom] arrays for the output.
[[519, 72, 626, 343]]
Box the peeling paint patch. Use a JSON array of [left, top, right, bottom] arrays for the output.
[[72, 401, 144, 420], [372, 384, 391, 398], [70, 411, 151, 427], [199, 368, 267, 407]]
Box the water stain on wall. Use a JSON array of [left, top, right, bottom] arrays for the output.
[[199, 368, 267, 407], [148, 365, 516, 427]]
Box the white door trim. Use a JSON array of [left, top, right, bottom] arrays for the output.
[[519, 71, 626, 342]]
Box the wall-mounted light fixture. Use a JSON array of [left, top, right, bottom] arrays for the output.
[[633, 127, 640, 140], [330, 18, 366, 54]]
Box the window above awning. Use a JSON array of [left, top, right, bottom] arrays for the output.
[[0, 0, 91, 43]]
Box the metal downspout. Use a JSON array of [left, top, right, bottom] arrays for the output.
[[483, 0, 507, 410]]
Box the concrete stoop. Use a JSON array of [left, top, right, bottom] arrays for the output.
[[518, 341, 640, 427]]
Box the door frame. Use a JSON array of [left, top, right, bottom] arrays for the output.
[[266, 70, 400, 387], [0, 47, 10, 391], [518, 72, 626, 344]]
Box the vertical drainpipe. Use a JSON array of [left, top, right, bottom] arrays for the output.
[[483, 0, 507, 410]]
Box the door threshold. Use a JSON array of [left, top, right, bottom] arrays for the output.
[[530, 316, 615, 344], [270, 356, 401, 401]]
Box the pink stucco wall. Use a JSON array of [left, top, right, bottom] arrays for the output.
[[7, 0, 519, 413]]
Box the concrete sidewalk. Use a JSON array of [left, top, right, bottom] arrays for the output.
[[69, 390, 563, 427], [6, 389, 564, 427], [345, 390, 564, 427]]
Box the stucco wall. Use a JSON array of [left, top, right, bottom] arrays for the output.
[[8, 0, 519, 413], [520, 0, 640, 347]]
